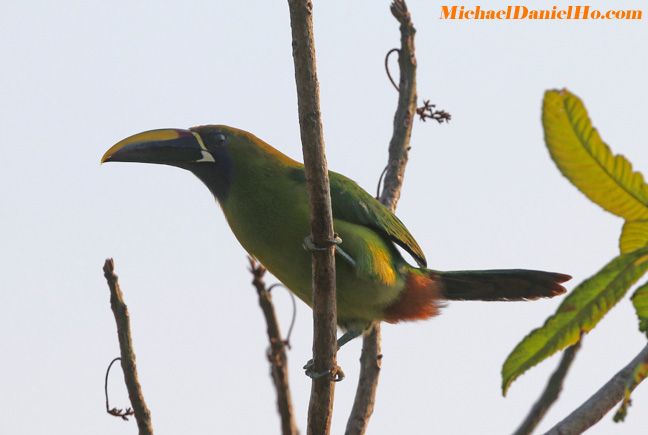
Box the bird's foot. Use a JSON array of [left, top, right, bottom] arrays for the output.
[[302, 234, 343, 252], [303, 359, 345, 382]]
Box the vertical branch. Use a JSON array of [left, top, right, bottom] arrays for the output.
[[345, 323, 382, 435], [286, 1, 338, 434], [347, 2, 418, 434], [248, 257, 300, 435], [103, 258, 154, 435], [543, 343, 648, 435], [379, 0, 417, 210], [512, 340, 582, 435]]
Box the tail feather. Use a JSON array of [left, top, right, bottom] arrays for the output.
[[435, 269, 571, 301]]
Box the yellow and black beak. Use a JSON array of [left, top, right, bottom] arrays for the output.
[[101, 128, 214, 165]]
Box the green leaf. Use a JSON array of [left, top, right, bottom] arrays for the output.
[[543, 89, 648, 220], [631, 281, 648, 336], [613, 359, 648, 422], [502, 247, 648, 395], [620, 220, 648, 253]]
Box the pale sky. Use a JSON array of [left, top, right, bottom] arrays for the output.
[[1, 1, 647, 434]]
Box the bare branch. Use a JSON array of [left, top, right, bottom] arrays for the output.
[[543, 343, 648, 435], [248, 257, 300, 435], [379, 0, 418, 210], [513, 340, 582, 435], [345, 324, 382, 435], [103, 258, 154, 435], [347, 2, 420, 434], [286, 1, 338, 434]]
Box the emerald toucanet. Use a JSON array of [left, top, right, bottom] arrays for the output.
[[102, 126, 570, 347]]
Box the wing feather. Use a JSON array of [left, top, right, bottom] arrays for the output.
[[329, 171, 427, 267], [288, 168, 426, 266]]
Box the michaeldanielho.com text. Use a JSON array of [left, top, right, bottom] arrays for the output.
[[441, 5, 643, 20]]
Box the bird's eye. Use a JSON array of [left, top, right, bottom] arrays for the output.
[[213, 132, 227, 146]]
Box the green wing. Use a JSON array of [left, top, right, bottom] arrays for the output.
[[287, 167, 426, 266], [328, 171, 427, 267]]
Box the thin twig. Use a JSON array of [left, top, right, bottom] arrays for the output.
[[416, 100, 452, 124], [384, 48, 400, 92], [105, 357, 136, 421], [286, 1, 339, 434], [103, 258, 154, 435], [267, 283, 298, 349], [375, 165, 389, 199], [248, 257, 299, 435], [513, 340, 582, 435], [543, 343, 648, 435], [346, 2, 419, 434]]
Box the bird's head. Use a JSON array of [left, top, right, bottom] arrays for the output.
[[101, 125, 295, 201], [101, 125, 246, 167]]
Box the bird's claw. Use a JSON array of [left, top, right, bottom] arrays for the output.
[[303, 359, 345, 382], [302, 235, 342, 252]]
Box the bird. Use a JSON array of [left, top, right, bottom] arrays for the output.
[[102, 125, 570, 358]]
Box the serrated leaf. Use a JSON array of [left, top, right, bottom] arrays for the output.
[[631, 281, 648, 336], [502, 247, 648, 395], [543, 89, 648, 220], [620, 220, 648, 253], [613, 359, 648, 422]]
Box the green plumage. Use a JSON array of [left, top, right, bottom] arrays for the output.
[[293, 169, 427, 267], [212, 126, 410, 329], [103, 124, 570, 336]]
